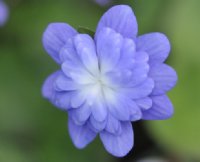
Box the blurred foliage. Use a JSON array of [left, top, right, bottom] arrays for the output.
[[0, 0, 200, 161]]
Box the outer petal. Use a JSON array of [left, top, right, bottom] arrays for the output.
[[55, 72, 81, 91], [42, 71, 72, 110], [42, 23, 77, 64], [68, 118, 96, 149], [136, 33, 170, 64], [149, 64, 177, 95], [100, 122, 133, 157], [42, 71, 61, 100], [96, 5, 138, 39], [142, 95, 174, 120]]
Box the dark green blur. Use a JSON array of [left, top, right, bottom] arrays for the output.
[[0, 0, 199, 161]]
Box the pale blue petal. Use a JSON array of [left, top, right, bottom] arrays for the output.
[[68, 103, 91, 125], [54, 92, 73, 110], [116, 38, 136, 69], [70, 91, 87, 108], [91, 98, 107, 122], [55, 72, 81, 91], [105, 115, 122, 135], [96, 5, 138, 39], [149, 64, 177, 95], [68, 118, 96, 149], [135, 97, 152, 110], [121, 78, 154, 99], [142, 95, 174, 120], [74, 34, 99, 75], [42, 23, 77, 64], [42, 71, 60, 100], [129, 101, 142, 121], [100, 122, 133, 157], [136, 32, 170, 64], [107, 94, 142, 121], [96, 27, 123, 73], [88, 116, 107, 132], [61, 61, 93, 84]]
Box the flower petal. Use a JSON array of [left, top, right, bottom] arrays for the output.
[[42, 71, 61, 100], [106, 93, 142, 121], [105, 115, 122, 135], [55, 72, 81, 91], [68, 118, 96, 149], [42, 23, 77, 64], [100, 122, 133, 157], [91, 97, 107, 122], [121, 78, 154, 99], [96, 5, 138, 39], [149, 64, 178, 95], [74, 34, 99, 75], [135, 97, 152, 110], [61, 61, 93, 85], [142, 95, 174, 120], [68, 103, 91, 125], [136, 33, 170, 64], [88, 116, 107, 132], [96, 27, 123, 73]]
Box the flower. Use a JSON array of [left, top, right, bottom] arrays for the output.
[[42, 5, 177, 157], [0, 0, 9, 26], [95, 0, 112, 6]]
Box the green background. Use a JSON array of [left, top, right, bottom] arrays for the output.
[[0, 0, 200, 161]]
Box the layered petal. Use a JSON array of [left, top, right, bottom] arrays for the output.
[[149, 64, 177, 95], [96, 5, 138, 39], [136, 33, 170, 64], [42, 71, 60, 101], [100, 122, 133, 157], [88, 116, 107, 132], [69, 103, 91, 125], [106, 93, 142, 121], [42, 23, 77, 64], [55, 72, 81, 91], [105, 114, 122, 135], [96, 27, 123, 73], [121, 78, 154, 99], [68, 118, 96, 149], [74, 34, 99, 75], [135, 97, 152, 110], [142, 95, 174, 120]]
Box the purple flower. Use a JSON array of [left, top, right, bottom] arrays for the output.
[[42, 5, 177, 157], [0, 0, 9, 26], [95, 0, 112, 6]]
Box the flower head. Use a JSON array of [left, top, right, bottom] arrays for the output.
[[0, 0, 9, 26], [95, 0, 112, 6], [42, 5, 177, 157]]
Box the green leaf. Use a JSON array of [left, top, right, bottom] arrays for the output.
[[78, 26, 95, 37]]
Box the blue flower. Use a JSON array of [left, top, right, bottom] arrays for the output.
[[42, 5, 177, 157], [95, 0, 112, 6], [0, 0, 9, 26]]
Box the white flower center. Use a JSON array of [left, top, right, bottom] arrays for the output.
[[80, 68, 116, 105]]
